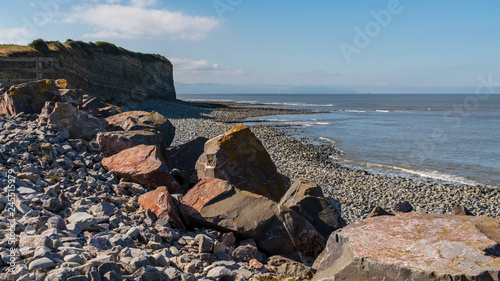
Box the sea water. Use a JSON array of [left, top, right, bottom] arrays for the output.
[[179, 93, 500, 188]]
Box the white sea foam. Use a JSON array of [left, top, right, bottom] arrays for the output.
[[362, 163, 482, 186]]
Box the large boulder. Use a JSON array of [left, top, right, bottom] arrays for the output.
[[179, 178, 326, 263], [38, 102, 107, 141], [138, 186, 185, 230], [280, 178, 343, 239], [165, 137, 208, 171], [0, 79, 68, 115], [97, 130, 165, 156], [101, 145, 181, 193], [106, 111, 175, 147], [81, 96, 123, 118], [195, 125, 286, 202], [313, 213, 500, 281]]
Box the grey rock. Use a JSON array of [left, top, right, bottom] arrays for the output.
[[28, 257, 55, 271], [67, 212, 99, 231], [109, 234, 135, 247], [98, 262, 122, 278], [64, 254, 86, 264], [33, 246, 52, 259], [67, 276, 90, 281], [207, 266, 237, 281], [89, 202, 115, 217], [126, 226, 140, 238]]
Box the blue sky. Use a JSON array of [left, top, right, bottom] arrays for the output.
[[1, 0, 499, 93]]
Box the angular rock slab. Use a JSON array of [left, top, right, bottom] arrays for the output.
[[195, 125, 286, 202], [138, 186, 185, 230], [102, 145, 181, 193], [106, 111, 175, 147], [280, 178, 343, 239], [165, 137, 208, 171], [38, 102, 106, 141], [82, 96, 123, 117], [97, 130, 165, 156], [0, 79, 67, 115], [313, 213, 500, 281], [179, 178, 325, 263]]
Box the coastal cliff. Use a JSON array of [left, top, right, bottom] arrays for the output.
[[0, 40, 176, 103]]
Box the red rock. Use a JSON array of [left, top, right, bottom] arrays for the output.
[[179, 178, 325, 263], [97, 130, 165, 156], [249, 259, 264, 270], [58, 193, 70, 204], [0, 79, 64, 115], [219, 232, 237, 246], [101, 145, 181, 193], [19, 235, 51, 248], [195, 125, 286, 201], [106, 111, 175, 146], [38, 102, 107, 140], [138, 186, 185, 230], [313, 213, 500, 281]]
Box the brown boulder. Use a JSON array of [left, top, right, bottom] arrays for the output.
[[366, 206, 394, 218], [58, 88, 84, 106], [195, 125, 286, 201], [0, 79, 66, 115], [81, 97, 123, 117], [97, 130, 165, 156], [179, 178, 325, 263], [452, 204, 474, 216], [38, 102, 106, 140], [313, 213, 500, 281], [279, 178, 343, 239], [106, 111, 175, 146], [101, 144, 181, 193], [138, 186, 185, 229]]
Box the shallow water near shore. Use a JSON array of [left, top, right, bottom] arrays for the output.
[[179, 93, 500, 188]]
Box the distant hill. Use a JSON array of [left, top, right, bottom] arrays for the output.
[[175, 82, 358, 94]]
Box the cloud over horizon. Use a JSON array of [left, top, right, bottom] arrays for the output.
[[170, 58, 243, 83], [65, 2, 220, 40]]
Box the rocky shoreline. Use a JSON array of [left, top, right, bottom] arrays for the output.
[[127, 99, 500, 224], [2, 80, 500, 281]]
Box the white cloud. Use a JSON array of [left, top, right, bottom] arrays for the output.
[[130, 0, 157, 7], [0, 28, 31, 45], [170, 58, 243, 76], [65, 4, 220, 40]]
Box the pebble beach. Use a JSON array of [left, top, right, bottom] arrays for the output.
[[125, 99, 500, 224]]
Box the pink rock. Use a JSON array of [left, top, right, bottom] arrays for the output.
[[101, 145, 181, 193], [138, 186, 185, 230], [38, 102, 106, 140], [106, 111, 175, 146], [19, 235, 51, 248], [97, 130, 165, 156], [313, 213, 500, 281]]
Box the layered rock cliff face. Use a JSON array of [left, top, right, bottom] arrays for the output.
[[0, 41, 176, 103]]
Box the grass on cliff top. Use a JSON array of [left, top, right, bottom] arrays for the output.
[[0, 45, 36, 57], [0, 39, 170, 63]]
